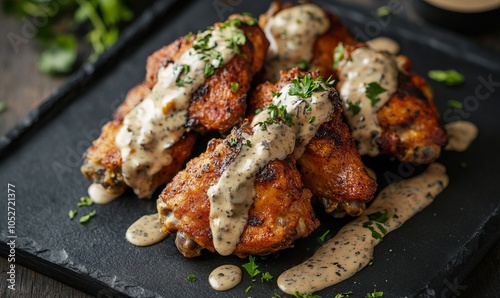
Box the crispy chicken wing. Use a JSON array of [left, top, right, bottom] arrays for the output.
[[81, 15, 269, 199], [157, 127, 319, 258], [249, 68, 377, 217]]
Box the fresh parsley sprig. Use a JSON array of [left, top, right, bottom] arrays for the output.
[[362, 211, 388, 240], [365, 82, 387, 107]]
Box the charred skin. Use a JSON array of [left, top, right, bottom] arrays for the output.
[[249, 68, 377, 217], [81, 15, 269, 197], [258, 1, 356, 81], [157, 128, 319, 258], [339, 45, 448, 164]]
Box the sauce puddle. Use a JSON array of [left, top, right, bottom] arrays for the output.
[[209, 264, 242, 291], [87, 183, 123, 204], [277, 163, 449, 294], [444, 121, 478, 152], [126, 214, 168, 246]]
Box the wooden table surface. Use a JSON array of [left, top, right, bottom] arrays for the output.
[[1, 1, 499, 297]]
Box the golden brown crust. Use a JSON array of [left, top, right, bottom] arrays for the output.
[[82, 15, 268, 197], [158, 130, 319, 258], [248, 68, 377, 216]]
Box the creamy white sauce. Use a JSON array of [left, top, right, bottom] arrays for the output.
[[425, 0, 500, 13], [278, 163, 449, 294], [444, 121, 478, 152], [115, 24, 243, 198], [126, 214, 168, 246], [338, 47, 399, 156], [264, 4, 330, 81], [208, 80, 334, 256], [367, 37, 400, 55], [87, 183, 123, 204], [209, 265, 242, 291]]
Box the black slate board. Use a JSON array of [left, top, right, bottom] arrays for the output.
[[1, 0, 499, 297]]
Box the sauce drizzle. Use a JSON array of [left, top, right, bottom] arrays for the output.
[[277, 163, 449, 294], [115, 24, 243, 198], [264, 4, 330, 81], [338, 47, 399, 156], [87, 183, 123, 204]]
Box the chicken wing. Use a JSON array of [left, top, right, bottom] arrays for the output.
[[81, 15, 269, 199], [157, 127, 319, 258], [248, 68, 377, 217]]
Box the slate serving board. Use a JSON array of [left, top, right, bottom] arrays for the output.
[[1, 0, 499, 297]]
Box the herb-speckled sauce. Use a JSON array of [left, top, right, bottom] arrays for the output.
[[126, 214, 168, 246], [278, 163, 449, 294], [264, 4, 329, 81], [444, 121, 478, 152], [115, 25, 243, 198], [209, 264, 242, 291]]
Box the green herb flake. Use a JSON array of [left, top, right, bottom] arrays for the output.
[[368, 211, 388, 223], [308, 116, 316, 123], [319, 230, 330, 243], [246, 140, 252, 147], [231, 82, 240, 92], [366, 290, 384, 298], [363, 211, 388, 240], [333, 42, 344, 70], [78, 196, 94, 207], [185, 32, 193, 40], [294, 291, 322, 298], [242, 255, 261, 278], [228, 138, 239, 147], [79, 210, 96, 224], [335, 291, 353, 298], [245, 285, 252, 293], [347, 100, 361, 116], [187, 274, 197, 282], [204, 63, 215, 77], [271, 91, 282, 98], [288, 75, 327, 99], [255, 108, 263, 114], [181, 64, 190, 75], [296, 60, 309, 71], [261, 272, 273, 282], [448, 99, 463, 109], [69, 210, 77, 220], [376, 6, 391, 17], [428, 69, 465, 86], [365, 82, 387, 107]]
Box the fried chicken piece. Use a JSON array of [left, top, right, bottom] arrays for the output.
[[337, 44, 448, 164], [82, 15, 269, 198], [157, 127, 319, 258], [249, 68, 377, 217], [258, 1, 356, 82]]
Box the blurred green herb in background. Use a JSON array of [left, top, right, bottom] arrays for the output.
[[3, 0, 133, 75]]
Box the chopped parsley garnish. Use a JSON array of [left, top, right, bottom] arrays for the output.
[[255, 108, 263, 114], [79, 210, 96, 224], [204, 63, 215, 77], [180, 64, 190, 75], [68, 210, 77, 220], [185, 32, 193, 40], [308, 116, 316, 123], [369, 256, 374, 266], [176, 77, 193, 87], [242, 255, 261, 279], [246, 140, 252, 147], [294, 291, 322, 298], [319, 230, 330, 242], [366, 290, 384, 298], [227, 138, 239, 147], [363, 211, 388, 240], [333, 42, 344, 70], [334, 291, 353, 298], [231, 82, 240, 92], [296, 60, 309, 71], [365, 82, 387, 106], [187, 274, 197, 282], [306, 11, 323, 23], [271, 91, 282, 98], [245, 285, 252, 293], [448, 99, 463, 109], [78, 196, 94, 207], [428, 69, 464, 86], [272, 293, 283, 298], [226, 30, 247, 58], [347, 100, 361, 115], [261, 272, 273, 282], [376, 6, 391, 17], [288, 75, 327, 99], [257, 102, 294, 130]]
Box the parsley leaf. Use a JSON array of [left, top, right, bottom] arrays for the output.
[[231, 82, 240, 92], [78, 196, 94, 207], [347, 100, 361, 115], [227, 138, 239, 147], [335, 291, 353, 298], [363, 211, 388, 240], [37, 34, 77, 74], [79, 210, 96, 224], [376, 6, 391, 17], [294, 291, 322, 298], [368, 211, 388, 223], [428, 69, 464, 86], [242, 255, 261, 279], [271, 91, 282, 97], [261, 272, 273, 282], [187, 274, 197, 282], [319, 230, 330, 242], [245, 285, 252, 293], [296, 60, 309, 71], [288, 75, 327, 98], [69, 210, 77, 220], [333, 42, 344, 70], [365, 82, 387, 107], [366, 290, 384, 298], [448, 99, 463, 109]]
